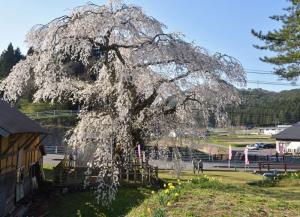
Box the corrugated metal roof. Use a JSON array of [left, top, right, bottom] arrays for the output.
[[0, 100, 46, 136], [275, 122, 300, 141]]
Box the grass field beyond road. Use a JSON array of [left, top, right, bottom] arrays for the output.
[[206, 134, 275, 147]]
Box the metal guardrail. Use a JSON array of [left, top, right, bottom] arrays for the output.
[[25, 110, 79, 119], [135, 149, 209, 162], [44, 145, 67, 154]]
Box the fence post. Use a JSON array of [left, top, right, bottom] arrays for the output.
[[55, 146, 58, 154], [133, 166, 136, 183], [284, 163, 287, 172], [267, 163, 270, 171], [126, 168, 129, 182]]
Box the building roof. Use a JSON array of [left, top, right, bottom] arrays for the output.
[[0, 100, 46, 136], [275, 122, 300, 141]]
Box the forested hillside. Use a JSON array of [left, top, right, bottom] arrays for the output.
[[228, 88, 300, 126]]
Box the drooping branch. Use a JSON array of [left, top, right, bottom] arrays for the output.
[[0, 0, 245, 207]]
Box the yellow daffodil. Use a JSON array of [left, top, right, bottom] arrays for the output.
[[147, 207, 151, 213], [170, 185, 175, 190], [151, 191, 155, 194], [175, 192, 179, 197], [167, 202, 172, 206], [163, 184, 167, 188], [164, 189, 170, 194]]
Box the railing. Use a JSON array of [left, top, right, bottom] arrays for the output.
[[44, 146, 67, 154], [258, 162, 300, 172], [142, 146, 210, 162], [25, 110, 79, 119]]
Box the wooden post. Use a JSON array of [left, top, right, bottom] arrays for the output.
[[134, 166, 136, 183], [126, 168, 129, 182], [267, 163, 270, 171], [284, 163, 287, 172], [258, 162, 261, 172], [148, 167, 151, 183]]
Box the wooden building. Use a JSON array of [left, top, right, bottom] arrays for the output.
[[275, 122, 300, 154], [0, 100, 47, 217]]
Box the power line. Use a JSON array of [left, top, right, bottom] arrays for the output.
[[246, 71, 275, 75], [244, 68, 274, 73], [247, 80, 300, 86]]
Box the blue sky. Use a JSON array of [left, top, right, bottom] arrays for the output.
[[0, 0, 296, 91]]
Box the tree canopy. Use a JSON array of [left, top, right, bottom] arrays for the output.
[[0, 43, 24, 78], [252, 0, 300, 79], [0, 1, 245, 205], [228, 88, 300, 126]]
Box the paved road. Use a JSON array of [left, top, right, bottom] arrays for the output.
[[149, 159, 258, 171], [233, 147, 276, 156]]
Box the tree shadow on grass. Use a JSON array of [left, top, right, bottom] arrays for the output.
[[43, 168, 54, 181], [48, 187, 152, 217]]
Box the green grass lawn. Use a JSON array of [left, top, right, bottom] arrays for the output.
[[47, 187, 153, 217], [43, 164, 300, 217], [43, 163, 54, 181], [158, 170, 263, 184], [128, 171, 300, 217], [43, 164, 155, 217], [206, 134, 275, 147]]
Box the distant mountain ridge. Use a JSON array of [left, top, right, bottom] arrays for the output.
[[227, 88, 300, 127]]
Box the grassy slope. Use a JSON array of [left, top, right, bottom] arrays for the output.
[[164, 182, 300, 217], [127, 171, 300, 217], [206, 134, 275, 147], [43, 164, 300, 217], [149, 134, 275, 154]]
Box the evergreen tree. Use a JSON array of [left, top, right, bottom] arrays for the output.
[[227, 88, 300, 126], [0, 43, 24, 78], [252, 0, 300, 79]]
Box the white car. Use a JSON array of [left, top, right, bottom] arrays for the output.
[[247, 144, 259, 150]]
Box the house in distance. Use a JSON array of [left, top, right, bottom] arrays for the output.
[[0, 100, 47, 217], [275, 122, 300, 154]]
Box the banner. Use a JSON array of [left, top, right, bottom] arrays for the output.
[[138, 144, 141, 159], [244, 147, 249, 165], [279, 142, 285, 155], [228, 145, 232, 160]]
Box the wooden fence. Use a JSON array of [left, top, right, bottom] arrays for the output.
[[53, 159, 158, 187], [258, 162, 300, 172]]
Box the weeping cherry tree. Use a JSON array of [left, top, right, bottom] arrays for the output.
[[0, 1, 245, 205]]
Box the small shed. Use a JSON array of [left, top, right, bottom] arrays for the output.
[[275, 122, 300, 154], [0, 100, 47, 216]]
